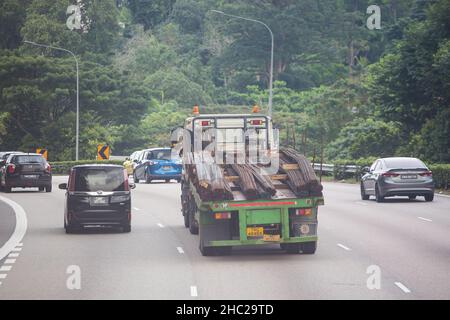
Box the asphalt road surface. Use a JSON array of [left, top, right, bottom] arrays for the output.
[[0, 176, 449, 300]]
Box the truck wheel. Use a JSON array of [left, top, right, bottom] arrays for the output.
[[189, 211, 199, 235], [360, 183, 369, 200], [425, 194, 434, 202], [301, 241, 317, 254], [285, 243, 301, 254], [375, 184, 384, 203], [122, 224, 131, 233], [4, 186, 11, 193], [200, 242, 215, 256], [165, 179, 170, 183], [45, 185, 52, 193]]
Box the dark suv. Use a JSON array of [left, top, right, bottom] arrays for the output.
[[0, 153, 52, 193], [59, 164, 134, 233]]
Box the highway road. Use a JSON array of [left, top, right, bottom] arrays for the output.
[[0, 176, 449, 300]]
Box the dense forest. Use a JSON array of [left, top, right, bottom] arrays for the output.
[[0, 0, 449, 163]]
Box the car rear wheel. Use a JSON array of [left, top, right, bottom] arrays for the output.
[[65, 223, 80, 234], [122, 224, 131, 233], [145, 174, 151, 184], [360, 183, 369, 200], [375, 184, 384, 203], [425, 194, 434, 202]]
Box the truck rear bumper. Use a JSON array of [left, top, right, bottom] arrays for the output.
[[208, 236, 318, 247]]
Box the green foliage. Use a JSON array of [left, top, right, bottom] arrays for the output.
[[429, 164, 450, 189], [50, 159, 123, 174], [127, 0, 175, 30]]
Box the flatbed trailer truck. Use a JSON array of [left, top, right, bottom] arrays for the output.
[[175, 109, 324, 256]]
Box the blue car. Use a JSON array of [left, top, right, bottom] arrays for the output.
[[133, 148, 182, 183]]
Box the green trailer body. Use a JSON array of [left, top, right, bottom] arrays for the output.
[[182, 179, 324, 256]]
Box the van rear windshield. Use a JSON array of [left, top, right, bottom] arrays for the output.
[[74, 167, 125, 192], [14, 155, 45, 164]]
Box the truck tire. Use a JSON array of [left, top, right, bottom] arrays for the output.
[[360, 183, 369, 200], [301, 241, 317, 254], [45, 185, 52, 193], [285, 243, 301, 254], [4, 186, 11, 193], [122, 224, 131, 233], [425, 194, 434, 202], [189, 211, 199, 235]]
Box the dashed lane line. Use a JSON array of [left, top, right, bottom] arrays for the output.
[[4, 259, 16, 264], [337, 243, 351, 251], [417, 217, 432, 222], [394, 282, 411, 293], [177, 247, 185, 254], [0, 266, 12, 272], [157, 223, 165, 228], [190, 286, 198, 297], [8, 253, 19, 258]]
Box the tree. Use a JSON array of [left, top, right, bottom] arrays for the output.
[[127, 0, 175, 30]]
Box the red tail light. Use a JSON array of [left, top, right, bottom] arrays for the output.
[[201, 120, 210, 126], [123, 169, 130, 191], [382, 172, 399, 177], [295, 208, 312, 216], [214, 212, 231, 220], [7, 164, 15, 174], [419, 171, 432, 177], [68, 169, 76, 192], [250, 119, 263, 125]]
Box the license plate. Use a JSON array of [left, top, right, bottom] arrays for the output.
[[246, 227, 264, 237], [90, 197, 108, 206], [162, 166, 171, 171], [263, 234, 280, 242], [23, 175, 38, 179], [401, 174, 417, 179]]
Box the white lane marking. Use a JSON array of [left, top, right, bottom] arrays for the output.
[[133, 207, 140, 211], [5, 259, 16, 264], [0, 274, 6, 279], [17, 243, 23, 247], [11, 247, 22, 252], [356, 201, 368, 206], [0, 196, 28, 261], [417, 217, 432, 222], [337, 243, 351, 251], [177, 247, 185, 254], [157, 223, 165, 228], [0, 266, 12, 272], [395, 282, 411, 293], [190, 286, 198, 297], [8, 253, 19, 258]]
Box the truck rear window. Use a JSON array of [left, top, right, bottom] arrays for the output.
[[74, 167, 125, 192]]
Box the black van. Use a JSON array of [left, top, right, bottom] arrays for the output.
[[59, 164, 135, 233]]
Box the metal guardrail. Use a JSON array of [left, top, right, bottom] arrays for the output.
[[312, 163, 360, 173]]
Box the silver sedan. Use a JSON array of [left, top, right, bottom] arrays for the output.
[[360, 157, 434, 202]]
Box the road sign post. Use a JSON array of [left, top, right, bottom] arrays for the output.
[[97, 145, 110, 161], [36, 148, 48, 160]]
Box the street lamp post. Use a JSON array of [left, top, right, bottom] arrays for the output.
[[210, 10, 274, 117], [24, 40, 80, 161]]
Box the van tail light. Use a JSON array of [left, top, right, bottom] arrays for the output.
[[201, 120, 210, 126], [68, 169, 76, 192], [250, 119, 263, 125], [123, 169, 130, 191], [295, 208, 312, 216], [45, 163, 52, 173], [382, 172, 399, 177], [7, 164, 16, 174], [419, 171, 432, 177]]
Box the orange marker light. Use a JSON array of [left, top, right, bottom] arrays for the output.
[[193, 105, 200, 115], [252, 105, 260, 113]]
